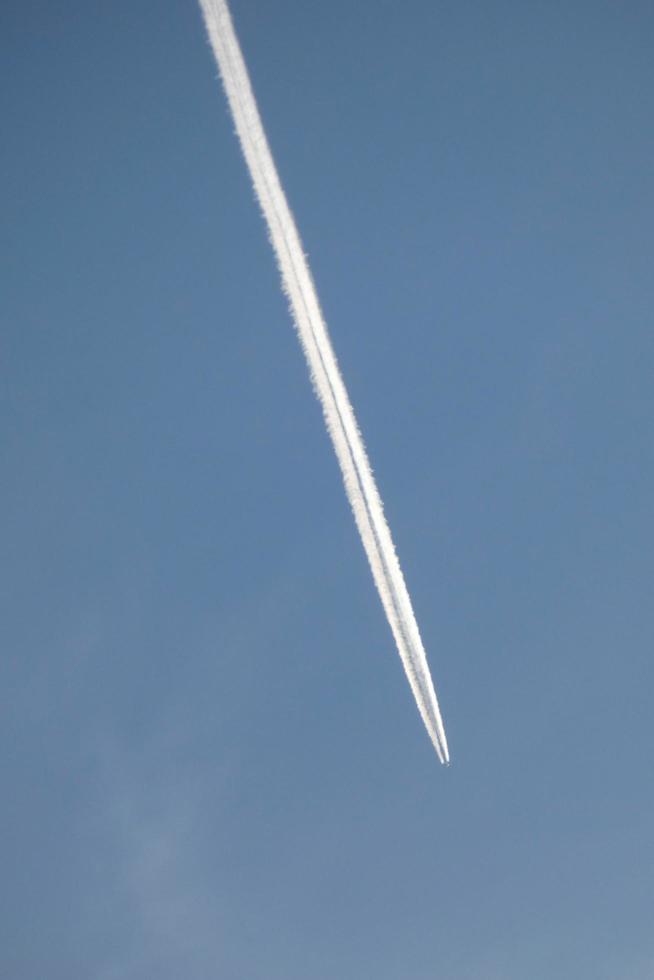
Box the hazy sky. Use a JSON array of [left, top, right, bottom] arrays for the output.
[[2, 1, 653, 978]]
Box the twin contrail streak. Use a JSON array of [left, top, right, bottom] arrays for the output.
[[198, 0, 449, 763]]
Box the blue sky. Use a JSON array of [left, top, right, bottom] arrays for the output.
[[2, 1, 653, 977]]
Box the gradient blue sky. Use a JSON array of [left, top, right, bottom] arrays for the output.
[[2, 1, 653, 977]]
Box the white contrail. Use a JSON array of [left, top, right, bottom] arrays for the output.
[[198, 0, 449, 763]]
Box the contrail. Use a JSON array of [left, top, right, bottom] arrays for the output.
[[198, 0, 449, 763]]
